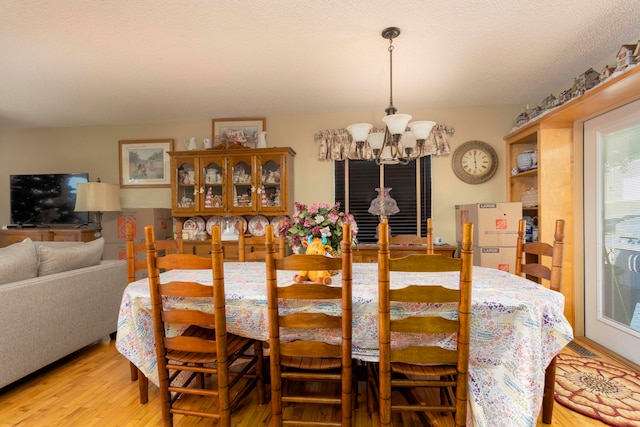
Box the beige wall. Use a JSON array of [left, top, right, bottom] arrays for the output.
[[0, 105, 520, 244]]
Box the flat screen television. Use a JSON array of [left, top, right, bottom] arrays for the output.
[[10, 173, 89, 226]]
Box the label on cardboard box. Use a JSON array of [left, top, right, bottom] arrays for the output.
[[473, 245, 516, 273]]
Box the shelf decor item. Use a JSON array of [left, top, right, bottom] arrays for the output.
[[119, 139, 174, 188], [517, 150, 535, 171], [212, 118, 266, 148], [278, 202, 358, 254]]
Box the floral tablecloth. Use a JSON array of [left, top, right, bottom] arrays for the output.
[[116, 263, 573, 427]]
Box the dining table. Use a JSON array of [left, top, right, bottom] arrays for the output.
[[116, 262, 573, 427]]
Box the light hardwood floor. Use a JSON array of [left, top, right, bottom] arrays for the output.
[[0, 337, 635, 426]]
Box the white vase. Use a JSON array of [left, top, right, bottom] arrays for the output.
[[256, 131, 267, 148]]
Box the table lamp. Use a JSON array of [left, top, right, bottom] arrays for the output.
[[75, 179, 121, 238], [368, 187, 399, 238], [368, 187, 399, 220]]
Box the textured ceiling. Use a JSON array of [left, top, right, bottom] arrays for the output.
[[1, 0, 640, 130]]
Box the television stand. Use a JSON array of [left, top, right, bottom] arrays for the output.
[[0, 227, 96, 248]]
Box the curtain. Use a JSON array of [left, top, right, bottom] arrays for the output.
[[315, 124, 453, 161]]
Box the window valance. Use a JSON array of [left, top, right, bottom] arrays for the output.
[[314, 124, 453, 161]]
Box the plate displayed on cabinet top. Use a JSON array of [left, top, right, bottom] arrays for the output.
[[229, 216, 247, 234], [183, 219, 197, 230], [270, 216, 288, 237], [248, 215, 270, 236], [189, 216, 206, 233], [206, 216, 224, 236]]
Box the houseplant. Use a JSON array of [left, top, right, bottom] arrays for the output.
[[278, 202, 358, 254]]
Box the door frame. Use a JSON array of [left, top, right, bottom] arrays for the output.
[[583, 99, 640, 364]]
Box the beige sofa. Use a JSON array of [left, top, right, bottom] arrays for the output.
[[0, 238, 127, 390]]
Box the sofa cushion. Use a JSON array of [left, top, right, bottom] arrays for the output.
[[0, 238, 38, 285], [37, 238, 105, 276]]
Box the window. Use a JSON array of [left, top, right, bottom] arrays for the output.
[[335, 157, 432, 243]]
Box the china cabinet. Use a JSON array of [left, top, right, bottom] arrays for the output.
[[504, 65, 640, 328], [169, 145, 295, 258]]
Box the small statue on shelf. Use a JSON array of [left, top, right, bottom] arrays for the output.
[[204, 188, 213, 208]]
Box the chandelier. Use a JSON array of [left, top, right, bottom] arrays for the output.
[[346, 27, 436, 165]]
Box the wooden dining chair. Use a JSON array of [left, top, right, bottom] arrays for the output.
[[265, 223, 354, 427], [145, 224, 265, 427], [125, 222, 183, 404], [238, 230, 285, 261], [516, 218, 565, 425], [388, 217, 434, 254], [370, 219, 473, 427]]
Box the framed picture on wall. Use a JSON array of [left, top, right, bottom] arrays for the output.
[[118, 139, 174, 188], [212, 117, 266, 148]]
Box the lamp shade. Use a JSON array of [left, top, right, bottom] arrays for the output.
[[382, 113, 412, 135], [75, 182, 121, 212], [367, 132, 386, 150], [408, 121, 436, 140], [346, 123, 373, 142], [368, 187, 399, 217]]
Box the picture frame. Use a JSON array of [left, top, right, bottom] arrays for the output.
[[118, 139, 174, 188], [212, 117, 266, 148]]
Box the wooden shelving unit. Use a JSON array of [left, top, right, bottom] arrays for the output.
[[504, 65, 640, 328]]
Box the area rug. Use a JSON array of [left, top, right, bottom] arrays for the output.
[[555, 353, 640, 426]]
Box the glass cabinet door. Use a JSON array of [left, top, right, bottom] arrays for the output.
[[173, 157, 198, 214], [201, 156, 226, 214], [257, 153, 285, 213], [228, 155, 255, 213]]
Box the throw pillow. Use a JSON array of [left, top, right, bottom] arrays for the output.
[[37, 238, 105, 276], [0, 238, 38, 285]]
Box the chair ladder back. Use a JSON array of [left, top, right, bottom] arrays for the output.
[[238, 220, 286, 261], [376, 219, 473, 427], [125, 222, 182, 404], [265, 223, 354, 427], [516, 219, 565, 292], [515, 218, 565, 424], [146, 224, 264, 426]]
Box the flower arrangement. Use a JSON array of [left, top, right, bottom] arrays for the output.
[[278, 202, 358, 254]]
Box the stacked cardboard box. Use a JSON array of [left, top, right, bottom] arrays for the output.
[[455, 202, 522, 273], [101, 208, 173, 261]]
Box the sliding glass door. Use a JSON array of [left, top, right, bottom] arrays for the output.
[[584, 99, 640, 364]]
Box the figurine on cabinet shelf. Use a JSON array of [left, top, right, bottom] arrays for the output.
[[205, 188, 213, 208], [541, 94, 557, 111], [600, 65, 616, 83], [212, 194, 222, 208], [616, 44, 637, 71]]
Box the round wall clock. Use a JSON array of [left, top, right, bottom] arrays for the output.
[[451, 140, 498, 184]]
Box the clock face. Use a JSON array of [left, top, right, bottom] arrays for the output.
[[452, 140, 499, 184], [461, 149, 492, 176]]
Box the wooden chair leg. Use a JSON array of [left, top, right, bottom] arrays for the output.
[[130, 362, 149, 404], [138, 372, 149, 404], [129, 361, 138, 381], [255, 341, 266, 405], [542, 356, 557, 424]]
